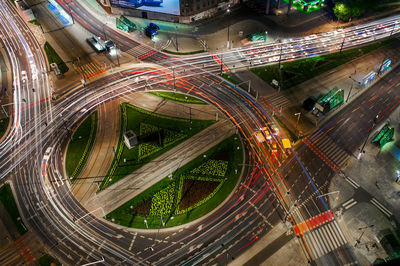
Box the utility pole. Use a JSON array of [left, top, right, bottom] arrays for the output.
[[114, 43, 120, 67], [226, 7, 231, 49], [346, 83, 353, 103], [173, 67, 176, 91], [340, 35, 346, 53], [294, 112, 301, 139], [358, 115, 378, 160], [287, 0, 292, 15], [175, 24, 179, 51], [355, 225, 374, 247], [377, 57, 386, 76], [265, 0, 270, 15]]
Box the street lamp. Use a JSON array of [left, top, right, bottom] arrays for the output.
[[294, 112, 301, 139], [226, 7, 231, 49], [355, 225, 374, 247], [357, 114, 379, 160]]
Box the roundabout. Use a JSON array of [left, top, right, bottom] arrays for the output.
[[1, 0, 400, 264]]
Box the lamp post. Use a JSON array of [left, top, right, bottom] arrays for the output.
[[294, 112, 301, 138], [226, 7, 231, 49], [358, 114, 379, 160], [355, 225, 374, 247]]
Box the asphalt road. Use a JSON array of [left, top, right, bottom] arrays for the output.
[[2, 0, 400, 265]]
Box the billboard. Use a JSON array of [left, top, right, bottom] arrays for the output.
[[110, 0, 180, 16]]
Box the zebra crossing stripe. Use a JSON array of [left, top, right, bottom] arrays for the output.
[[370, 198, 392, 217], [342, 198, 357, 210], [344, 177, 360, 189]]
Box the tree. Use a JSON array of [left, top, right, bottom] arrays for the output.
[[334, 2, 351, 21]]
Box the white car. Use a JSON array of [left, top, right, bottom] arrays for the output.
[[21, 70, 28, 83]]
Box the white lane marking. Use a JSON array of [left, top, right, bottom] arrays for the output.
[[128, 233, 137, 251]]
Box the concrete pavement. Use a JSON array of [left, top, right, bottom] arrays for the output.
[[85, 118, 235, 215], [324, 105, 400, 264]]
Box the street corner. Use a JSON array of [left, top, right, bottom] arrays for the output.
[[340, 202, 394, 264]]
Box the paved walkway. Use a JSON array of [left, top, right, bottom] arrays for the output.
[[72, 90, 224, 210], [85, 119, 235, 215], [323, 106, 400, 264]]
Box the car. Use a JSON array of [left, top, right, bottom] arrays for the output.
[[148, 23, 159, 31], [105, 40, 115, 51], [21, 71, 28, 83], [145, 27, 158, 38], [271, 143, 278, 153]]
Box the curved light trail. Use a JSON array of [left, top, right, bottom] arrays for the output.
[[1, 0, 400, 265]]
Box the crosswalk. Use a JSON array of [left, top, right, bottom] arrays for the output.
[[74, 62, 105, 80], [370, 198, 393, 218], [304, 133, 349, 172], [124, 45, 158, 60], [342, 198, 358, 210], [0, 242, 26, 266], [259, 93, 291, 113], [303, 220, 347, 260]]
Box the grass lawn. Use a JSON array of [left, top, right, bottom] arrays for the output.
[[0, 184, 28, 235], [38, 254, 61, 266], [148, 91, 206, 105], [0, 117, 9, 139], [28, 19, 41, 26], [251, 39, 396, 90], [43, 42, 69, 74], [65, 112, 98, 182], [106, 134, 243, 229], [99, 103, 213, 190]]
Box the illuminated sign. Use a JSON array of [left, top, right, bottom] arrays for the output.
[[361, 71, 376, 86], [110, 0, 180, 16], [381, 59, 391, 72]]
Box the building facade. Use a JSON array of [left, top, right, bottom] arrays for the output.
[[99, 0, 244, 23]]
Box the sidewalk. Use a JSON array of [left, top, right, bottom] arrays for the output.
[[230, 39, 400, 139], [324, 105, 400, 264]]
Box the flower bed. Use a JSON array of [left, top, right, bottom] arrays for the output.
[[191, 160, 228, 177], [149, 182, 176, 215], [106, 134, 243, 229], [99, 103, 212, 190]]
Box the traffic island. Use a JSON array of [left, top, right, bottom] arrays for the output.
[[250, 39, 395, 91], [0, 117, 9, 140], [65, 111, 98, 183], [99, 103, 214, 190], [147, 91, 206, 105], [0, 183, 28, 235], [105, 134, 243, 229]]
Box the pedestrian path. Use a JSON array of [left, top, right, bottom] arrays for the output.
[[293, 210, 335, 236], [302, 220, 347, 260], [370, 198, 393, 218], [125, 45, 158, 60], [259, 93, 291, 113], [74, 62, 105, 80], [304, 132, 349, 172]]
